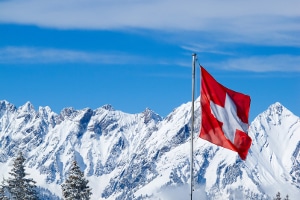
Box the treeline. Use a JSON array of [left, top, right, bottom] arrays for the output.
[[0, 152, 92, 200], [274, 192, 290, 200]]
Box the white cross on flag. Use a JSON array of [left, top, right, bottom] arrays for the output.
[[200, 66, 252, 160]]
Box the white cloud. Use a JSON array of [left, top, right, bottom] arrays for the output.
[[0, 46, 189, 68], [0, 46, 145, 65], [211, 55, 300, 72], [0, 0, 299, 46], [181, 44, 234, 56], [1, 47, 299, 73], [0, 0, 299, 72]]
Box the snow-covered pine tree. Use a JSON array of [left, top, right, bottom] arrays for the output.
[[0, 179, 9, 200], [61, 160, 92, 200], [274, 192, 281, 200], [7, 152, 38, 200]]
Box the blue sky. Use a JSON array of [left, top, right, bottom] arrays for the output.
[[0, 0, 299, 121]]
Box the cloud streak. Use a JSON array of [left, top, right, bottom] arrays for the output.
[[212, 55, 300, 72], [1, 1, 299, 72], [0, 46, 189, 68], [1, 46, 299, 73], [0, 0, 299, 46], [0, 46, 146, 65], [1, 0, 299, 28]]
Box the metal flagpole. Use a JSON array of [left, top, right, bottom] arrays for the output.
[[190, 53, 196, 200]]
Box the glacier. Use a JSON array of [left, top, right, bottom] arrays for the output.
[[0, 99, 299, 199]]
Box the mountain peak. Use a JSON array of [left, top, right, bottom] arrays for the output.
[[101, 104, 114, 111], [59, 107, 78, 118], [251, 102, 294, 128], [142, 107, 162, 123], [265, 102, 293, 118], [18, 101, 34, 113], [0, 100, 16, 112], [0, 100, 10, 105], [268, 101, 284, 112], [38, 106, 52, 113]]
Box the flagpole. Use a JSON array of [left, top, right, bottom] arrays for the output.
[[190, 53, 196, 200]]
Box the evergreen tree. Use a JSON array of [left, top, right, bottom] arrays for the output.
[[0, 179, 9, 200], [284, 194, 289, 200], [274, 192, 281, 200], [7, 152, 38, 200], [61, 160, 92, 200]]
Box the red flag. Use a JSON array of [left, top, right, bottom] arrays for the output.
[[200, 66, 252, 160]]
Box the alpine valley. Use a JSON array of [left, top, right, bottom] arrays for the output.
[[0, 99, 299, 200]]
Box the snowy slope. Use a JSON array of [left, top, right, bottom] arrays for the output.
[[246, 102, 300, 198], [0, 100, 299, 199]]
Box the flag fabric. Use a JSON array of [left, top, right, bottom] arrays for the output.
[[200, 66, 252, 160]]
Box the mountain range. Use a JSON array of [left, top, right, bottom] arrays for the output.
[[0, 99, 299, 199]]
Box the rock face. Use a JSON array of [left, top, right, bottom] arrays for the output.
[[0, 100, 299, 199]]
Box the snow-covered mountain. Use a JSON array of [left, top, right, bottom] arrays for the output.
[[0, 99, 299, 199]]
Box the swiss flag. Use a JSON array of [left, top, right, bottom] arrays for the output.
[[200, 66, 252, 160]]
